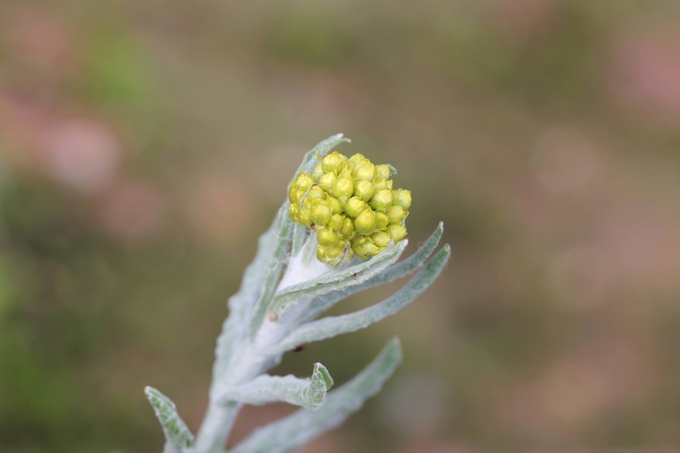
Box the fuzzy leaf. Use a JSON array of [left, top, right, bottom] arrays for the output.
[[302, 222, 445, 322], [269, 240, 407, 316], [273, 245, 450, 354], [212, 226, 276, 384], [228, 339, 402, 453], [294, 133, 350, 176], [217, 363, 333, 410], [248, 204, 294, 338], [145, 386, 193, 453]]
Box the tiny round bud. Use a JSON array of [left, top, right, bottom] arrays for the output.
[[329, 213, 344, 231], [352, 236, 381, 258], [313, 163, 324, 182], [348, 153, 365, 169], [297, 207, 313, 227], [325, 246, 341, 260], [341, 217, 355, 238], [322, 151, 349, 174], [311, 202, 332, 226], [370, 189, 394, 213], [319, 172, 337, 193], [371, 231, 392, 248], [305, 186, 325, 203], [373, 178, 387, 191], [354, 180, 376, 202], [295, 173, 315, 191], [289, 203, 300, 219], [354, 210, 377, 235], [387, 205, 406, 224], [316, 246, 327, 262], [375, 164, 391, 180], [393, 189, 411, 210], [332, 176, 354, 200], [386, 224, 407, 242], [345, 197, 368, 218], [325, 196, 344, 215], [352, 159, 376, 181], [386, 179, 394, 190], [317, 227, 339, 246], [376, 212, 389, 230]]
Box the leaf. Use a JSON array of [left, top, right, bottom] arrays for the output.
[[273, 245, 450, 354], [212, 226, 276, 384], [145, 386, 194, 453], [302, 222, 444, 322], [217, 363, 333, 410], [269, 240, 407, 316], [228, 339, 403, 453], [247, 204, 294, 338], [294, 133, 350, 176]]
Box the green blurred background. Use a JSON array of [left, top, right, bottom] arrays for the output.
[[2, 0, 680, 452]]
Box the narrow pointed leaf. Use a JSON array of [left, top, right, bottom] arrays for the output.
[[228, 339, 403, 453], [217, 363, 333, 410], [145, 387, 193, 453], [248, 204, 294, 338], [274, 245, 450, 354], [270, 240, 407, 316], [302, 222, 444, 322]]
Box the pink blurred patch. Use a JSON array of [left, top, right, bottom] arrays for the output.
[[97, 180, 163, 240], [609, 31, 680, 126], [41, 119, 120, 194]]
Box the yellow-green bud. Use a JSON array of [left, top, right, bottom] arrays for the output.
[[348, 153, 365, 169], [289, 203, 300, 219], [295, 172, 315, 191], [304, 186, 325, 204], [317, 227, 339, 246], [371, 231, 392, 248], [370, 189, 393, 213], [297, 207, 312, 227], [329, 213, 344, 231], [325, 196, 343, 215], [345, 197, 368, 218], [375, 164, 391, 180], [322, 151, 349, 174], [354, 210, 377, 235], [332, 176, 354, 200], [319, 172, 337, 193], [352, 236, 381, 258], [354, 180, 376, 202], [386, 224, 407, 242], [311, 201, 332, 226], [387, 205, 406, 224], [374, 178, 387, 191], [393, 189, 411, 210], [316, 246, 326, 262], [376, 212, 389, 230], [341, 217, 354, 238], [313, 163, 324, 182], [352, 159, 376, 181]]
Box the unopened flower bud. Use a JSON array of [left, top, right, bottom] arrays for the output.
[[370, 189, 393, 213], [354, 209, 377, 235], [393, 189, 411, 210], [316, 246, 327, 262], [354, 180, 376, 202], [352, 159, 376, 181], [352, 235, 381, 258], [312, 163, 324, 182], [317, 227, 339, 246], [329, 213, 344, 231], [294, 173, 315, 191], [371, 231, 392, 248], [348, 153, 365, 169], [311, 201, 332, 226], [386, 224, 407, 242], [341, 217, 354, 238], [325, 196, 343, 215], [345, 197, 368, 218], [387, 205, 406, 224], [376, 212, 389, 230], [332, 176, 354, 200], [319, 172, 337, 193], [304, 186, 325, 204], [375, 164, 391, 180], [297, 207, 312, 227], [322, 151, 349, 174]]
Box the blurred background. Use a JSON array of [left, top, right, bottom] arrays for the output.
[[1, 0, 680, 452]]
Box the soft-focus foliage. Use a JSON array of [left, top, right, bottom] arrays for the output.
[[2, 1, 680, 452]]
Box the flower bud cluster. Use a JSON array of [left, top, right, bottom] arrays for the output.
[[288, 151, 411, 265]]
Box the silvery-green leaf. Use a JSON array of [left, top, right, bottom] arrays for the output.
[[269, 240, 407, 316], [294, 133, 350, 176], [302, 222, 444, 322], [273, 245, 450, 354], [228, 339, 402, 453], [212, 227, 275, 383], [145, 386, 193, 453], [217, 363, 333, 410], [248, 204, 294, 338]]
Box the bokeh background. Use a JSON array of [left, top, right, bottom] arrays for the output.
[[2, 0, 680, 452]]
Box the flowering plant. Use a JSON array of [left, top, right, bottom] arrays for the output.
[[145, 134, 450, 453]]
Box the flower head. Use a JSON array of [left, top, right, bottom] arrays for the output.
[[288, 151, 410, 265]]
